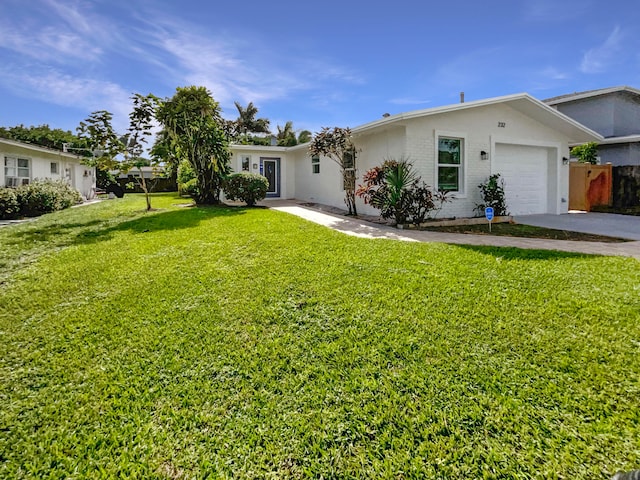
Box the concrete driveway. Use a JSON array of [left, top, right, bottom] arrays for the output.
[[514, 212, 640, 241]]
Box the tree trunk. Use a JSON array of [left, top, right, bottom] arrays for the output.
[[343, 169, 357, 216]]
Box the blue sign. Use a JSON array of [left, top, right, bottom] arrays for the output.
[[485, 207, 494, 221]]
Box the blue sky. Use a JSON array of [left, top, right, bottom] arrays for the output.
[[1, 0, 639, 137]]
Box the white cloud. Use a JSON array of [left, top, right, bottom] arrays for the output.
[[1, 69, 132, 129], [0, 0, 109, 63], [134, 13, 362, 111], [580, 26, 624, 74], [539, 66, 569, 81]]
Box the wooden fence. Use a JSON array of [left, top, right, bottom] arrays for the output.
[[569, 163, 612, 211]]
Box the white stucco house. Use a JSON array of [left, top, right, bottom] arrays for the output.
[[1, 137, 96, 199], [230, 93, 602, 217]]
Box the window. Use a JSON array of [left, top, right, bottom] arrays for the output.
[[343, 148, 355, 170], [437, 137, 463, 192], [4, 156, 30, 187], [311, 154, 320, 174], [241, 155, 250, 172], [51, 162, 59, 174]]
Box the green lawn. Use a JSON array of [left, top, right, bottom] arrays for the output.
[[1, 193, 639, 479]]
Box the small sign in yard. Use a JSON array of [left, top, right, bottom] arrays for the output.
[[485, 207, 494, 232]]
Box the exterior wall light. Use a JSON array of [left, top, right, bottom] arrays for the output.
[[562, 157, 569, 165], [480, 150, 488, 160]]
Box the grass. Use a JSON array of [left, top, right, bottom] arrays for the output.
[[1, 193, 639, 479], [420, 222, 629, 242]]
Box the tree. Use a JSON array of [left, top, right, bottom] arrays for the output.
[[234, 101, 270, 135], [155, 86, 231, 205], [571, 142, 599, 164], [309, 127, 358, 215], [276, 121, 297, 146], [297, 130, 312, 144], [76, 110, 125, 170], [121, 93, 160, 211], [0, 124, 88, 152]]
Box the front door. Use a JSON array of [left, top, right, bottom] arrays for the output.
[[261, 158, 280, 197]]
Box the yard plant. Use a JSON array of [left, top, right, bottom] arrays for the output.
[[1, 194, 639, 478]]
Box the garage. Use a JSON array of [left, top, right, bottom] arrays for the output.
[[493, 144, 552, 215]]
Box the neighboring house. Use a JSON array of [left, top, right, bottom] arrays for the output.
[[1, 137, 96, 199], [230, 93, 601, 217], [544, 86, 640, 166]]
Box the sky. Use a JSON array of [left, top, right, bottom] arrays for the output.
[[1, 0, 639, 137]]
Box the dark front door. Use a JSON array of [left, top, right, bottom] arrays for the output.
[[261, 158, 280, 197]]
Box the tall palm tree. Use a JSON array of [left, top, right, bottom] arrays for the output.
[[234, 102, 271, 135], [276, 121, 297, 146]]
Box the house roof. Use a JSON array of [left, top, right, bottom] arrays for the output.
[[0, 137, 82, 160], [597, 134, 640, 146], [544, 86, 640, 105], [352, 93, 602, 144]]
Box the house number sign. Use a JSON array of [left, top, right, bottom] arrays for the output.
[[498, 122, 506, 128]]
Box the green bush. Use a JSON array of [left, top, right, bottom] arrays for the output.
[[475, 174, 509, 217], [15, 180, 82, 217], [177, 160, 199, 198], [223, 172, 269, 206], [0, 188, 21, 220], [357, 159, 451, 225], [571, 142, 599, 164]]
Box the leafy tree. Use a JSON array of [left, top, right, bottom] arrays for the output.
[[76, 110, 125, 170], [309, 127, 358, 215], [0, 124, 88, 152], [155, 86, 231, 204], [120, 93, 160, 211], [234, 101, 270, 135], [571, 142, 599, 164]]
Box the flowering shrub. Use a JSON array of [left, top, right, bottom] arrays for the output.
[[0, 188, 21, 220], [1, 180, 82, 219]]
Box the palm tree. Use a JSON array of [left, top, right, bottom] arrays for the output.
[[234, 102, 270, 135], [297, 130, 312, 144], [276, 121, 297, 146]]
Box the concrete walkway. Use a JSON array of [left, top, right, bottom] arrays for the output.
[[515, 212, 640, 241], [269, 201, 640, 260]]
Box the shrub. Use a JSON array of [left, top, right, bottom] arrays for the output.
[[0, 188, 21, 220], [15, 180, 82, 217], [223, 172, 269, 206], [571, 142, 599, 164], [474, 174, 509, 217], [357, 159, 451, 225]]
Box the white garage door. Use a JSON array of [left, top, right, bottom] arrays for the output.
[[493, 144, 549, 215]]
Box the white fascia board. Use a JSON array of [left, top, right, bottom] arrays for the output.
[[545, 86, 640, 105], [594, 134, 640, 145]]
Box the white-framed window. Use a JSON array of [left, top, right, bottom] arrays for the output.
[[4, 156, 30, 187], [311, 154, 320, 174], [241, 155, 250, 172], [50, 162, 59, 174], [342, 147, 356, 190], [343, 148, 355, 170], [437, 136, 464, 193]]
